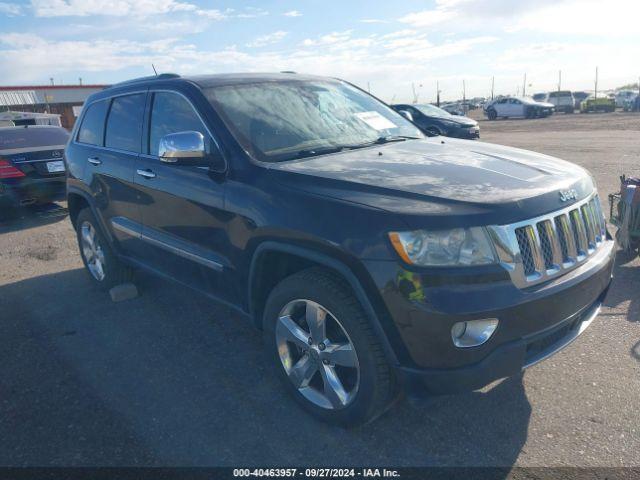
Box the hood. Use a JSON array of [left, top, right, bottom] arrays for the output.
[[267, 138, 594, 223], [522, 98, 554, 107]]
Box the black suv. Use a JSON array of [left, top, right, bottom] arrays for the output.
[[65, 73, 615, 426]]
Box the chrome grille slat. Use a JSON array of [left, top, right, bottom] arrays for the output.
[[570, 209, 588, 256], [488, 193, 610, 289]]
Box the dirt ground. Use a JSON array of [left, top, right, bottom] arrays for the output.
[[0, 112, 639, 468]]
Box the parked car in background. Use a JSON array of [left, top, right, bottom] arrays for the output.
[[391, 103, 479, 139], [623, 95, 640, 112], [532, 93, 547, 102], [615, 90, 636, 108], [440, 103, 465, 116], [0, 125, 69, 209], [580, 94, 616, 113], [484, 97, 554, 120], [573, 91, 590, 110], [546, 91, 575, 113]]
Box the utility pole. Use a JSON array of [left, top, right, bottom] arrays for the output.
[[558, 70, 561, 92], [411, 82, 418, 104], [491, 76, 495, 100], [523, 73, 527, 97], [367, 81, 371, 93], [462, 79, 466, 113], [595, 66, 599, 99]]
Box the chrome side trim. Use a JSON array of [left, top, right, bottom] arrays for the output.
[[110, 217, 224, 272], [523, 302, 601, 369]]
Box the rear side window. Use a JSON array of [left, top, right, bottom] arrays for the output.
[[77, 100, 109, 145], [105, 94, 146, 153], [148, 92, 207, 156]]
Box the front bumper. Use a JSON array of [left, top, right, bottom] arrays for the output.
[[363, 239, 615, 394], [447, 125, 480, 140]]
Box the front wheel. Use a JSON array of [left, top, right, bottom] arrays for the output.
[[487, 109, 497, 120], [263, 268, 398, 426], [75, 208, 132, 290]]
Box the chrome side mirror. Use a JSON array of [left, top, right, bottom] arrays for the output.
[[159, 131, 206, 164], [398, 110, 413, 122]]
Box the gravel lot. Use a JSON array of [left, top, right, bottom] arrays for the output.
[[1, 112, 639, 467]]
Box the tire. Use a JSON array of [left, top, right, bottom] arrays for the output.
[[75, 208, 133, 290], [263, 267, 398, 427], [487, 108, 497, 120]]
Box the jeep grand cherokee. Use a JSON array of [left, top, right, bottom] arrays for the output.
[[65, 73, 615, 426]]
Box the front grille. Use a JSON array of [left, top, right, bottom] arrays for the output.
[[515, 226, 536, 275], [492, 194, 609, 287]]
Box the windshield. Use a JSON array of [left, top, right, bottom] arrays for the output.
[[414, 104, 452, 118], [205, 80, 424, 163]]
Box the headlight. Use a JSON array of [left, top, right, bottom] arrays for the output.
[[389, 227, 497, 266]]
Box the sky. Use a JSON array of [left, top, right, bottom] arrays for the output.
[[1, 0, 639, 102]]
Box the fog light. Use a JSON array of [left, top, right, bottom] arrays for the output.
[[451, 318, 499, 348]]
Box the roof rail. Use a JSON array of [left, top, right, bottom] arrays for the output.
[[108, 73, 181, 89]]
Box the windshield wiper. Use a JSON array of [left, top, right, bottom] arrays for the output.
[[344, 135, 421, 150], [288, 136, 421, 161]]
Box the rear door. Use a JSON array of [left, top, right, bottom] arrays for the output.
[[132, 90, 235, 303], [78, 92, 147, 256]]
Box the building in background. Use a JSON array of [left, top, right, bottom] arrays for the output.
[[0, 84, 108, 130]]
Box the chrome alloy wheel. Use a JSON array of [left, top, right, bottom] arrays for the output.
[[276, 299, 360, 410], [80, 221, 106, 281]]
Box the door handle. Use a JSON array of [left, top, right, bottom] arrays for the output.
[[88, 157, 102, 166], [136, 169, 156, 179]]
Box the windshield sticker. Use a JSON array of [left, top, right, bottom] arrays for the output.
[[355, 111, 397, 130]]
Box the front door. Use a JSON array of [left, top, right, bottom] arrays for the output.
[[132, 90, 236, 304]]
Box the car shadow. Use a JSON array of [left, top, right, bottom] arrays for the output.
[[603, 248, 640, 362], [0, 268, 530, 469], [0, 202, 68, 234]]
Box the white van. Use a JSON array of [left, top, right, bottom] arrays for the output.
[[546, 91, 575, 114]]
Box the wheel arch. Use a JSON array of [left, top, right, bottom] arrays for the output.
[[248, 241, 401, 366]]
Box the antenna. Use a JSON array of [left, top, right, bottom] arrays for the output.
[[152, 64, 158, 76]]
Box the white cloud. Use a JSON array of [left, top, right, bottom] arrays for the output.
[[0, 2, 22, 15], [246, 31, 288, 48], [30, 0, 197, 17], [28, 1, 267, 20], [283, 10, 302, 17], [399, 8, 457, 27], [359, 19, 387, 24]]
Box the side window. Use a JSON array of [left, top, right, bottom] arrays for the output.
[[105, 93, 146, 153], [77, 100, 109, 146], [149, 92, 208, 156]]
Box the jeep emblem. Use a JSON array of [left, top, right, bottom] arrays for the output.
[[559, 189, 578, 202]]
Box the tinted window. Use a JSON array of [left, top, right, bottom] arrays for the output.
[[0, 127, 69, 151], [77, 100, 109, 145], [149, 92, 207, 156], [105, 94, 146, 152]]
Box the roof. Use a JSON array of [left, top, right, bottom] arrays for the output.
[[106, 72, 337, 91], [184, 72, 337, 88], [0, 90, 37, 106]]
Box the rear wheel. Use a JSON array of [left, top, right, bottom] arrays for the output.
[[487, 108, 497, 120], [263, 268, 398, 426], [75, 208, 132, 290]]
